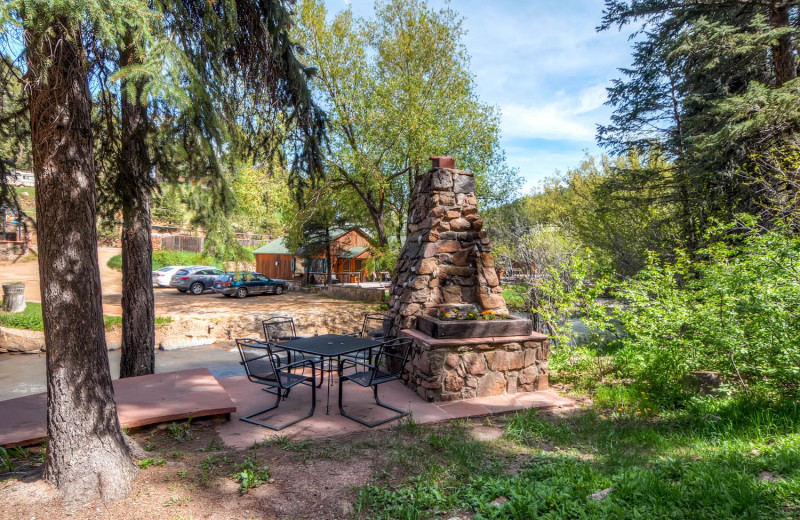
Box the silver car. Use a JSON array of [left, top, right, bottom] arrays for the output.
[[169, 266, 226, 295], [152, 265, 186, 287]]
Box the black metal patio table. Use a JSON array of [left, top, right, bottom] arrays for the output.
[[277, 334, 384, 414]]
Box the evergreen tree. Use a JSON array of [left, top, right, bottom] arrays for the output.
[[101, 0, 327, 378], [599, 0, 800, 244], [1, 0, 159, 502]]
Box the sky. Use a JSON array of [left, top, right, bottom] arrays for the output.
[[326, 0, 638, 193]]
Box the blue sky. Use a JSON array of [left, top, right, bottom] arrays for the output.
[[326, 0, 638, 193]]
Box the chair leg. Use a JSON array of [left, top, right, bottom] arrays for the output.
[[338, 381, 408, 428], [240, 382, 316, 431], [240, 389, 281, 429]]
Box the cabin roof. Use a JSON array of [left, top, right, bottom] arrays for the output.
[[252, 237, 292, 255]]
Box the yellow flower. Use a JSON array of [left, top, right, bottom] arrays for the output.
[[647, 408, 651, 411], [617, 408, 622, 411]]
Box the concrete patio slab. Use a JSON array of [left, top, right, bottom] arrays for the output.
[[0, 368, 236, 448], [216, 373, 575, 448]]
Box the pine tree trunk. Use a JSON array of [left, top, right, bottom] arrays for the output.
[[26, 19, 137, 503], [769, 3, 797, 87], [119, 36, 156, 378]]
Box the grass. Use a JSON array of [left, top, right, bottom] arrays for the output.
[[13, 187, 35, 211], [0, 302, 172, 331], [107, 250, 225, 271], [353, 393, 800, 520], [501, 286, 526, 310]]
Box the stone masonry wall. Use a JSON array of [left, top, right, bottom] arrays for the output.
[[388, 166, 506, 335], [401, 330, 550, 401]]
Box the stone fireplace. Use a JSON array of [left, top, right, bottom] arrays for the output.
[[388, 157, 550, 402]]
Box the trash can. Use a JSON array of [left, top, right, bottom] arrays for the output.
[[2, 283, 25, 313]]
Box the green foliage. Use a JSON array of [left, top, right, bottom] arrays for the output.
[[0, 447, 13, 473], [505, 409, 574, 445], [487, 153, 678, 278], [0, 65, 31, 172], [229, 164, 294, 234], [294, 0, 519, 246], [356, 394, 800, 520], [0, 302, 44, 331], [167, 417, 193, 442], [152, 185, 188, 227], [604, 218, 800, 397], [268, 436, 313, 452], [101, 315, 172, 331], [107, 250, 225, 271], [138, 458, 166, 469], [234, 458, 270, 494], [106, 254, 123, 270], [599, 1, 800, 248]]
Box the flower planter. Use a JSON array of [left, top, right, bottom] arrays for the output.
[[416, 314, 532, 339]]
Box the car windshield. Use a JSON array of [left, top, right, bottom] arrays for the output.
[[175, 269, 189, 276], [157, 267, 174, 272]]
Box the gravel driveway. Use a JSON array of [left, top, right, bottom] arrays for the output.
[[1, 247, 373, 319]]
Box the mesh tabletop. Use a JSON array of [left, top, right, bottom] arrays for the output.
[[278, 334, 383, 357]]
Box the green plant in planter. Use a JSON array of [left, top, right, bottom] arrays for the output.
[[465, 311, 478, 320]]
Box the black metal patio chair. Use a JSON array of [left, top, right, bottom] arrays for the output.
[[236, 338, 318, 431], [262, 316, 324, 386], [337, 337, 412, 427], [360, 312, 392, 340], [262, 316, 304, 342], [342, 312, 393, 364]]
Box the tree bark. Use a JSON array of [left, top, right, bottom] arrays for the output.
[[119, 34, 156, 378], [769, 2, 797, 87], [26, 18, 137, 503]]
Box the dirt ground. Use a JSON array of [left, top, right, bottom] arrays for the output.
[[0, 247, 372, 319], [0, 414, 500, 520]]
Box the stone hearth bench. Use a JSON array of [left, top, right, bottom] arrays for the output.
[[400, 328, 550, 402]]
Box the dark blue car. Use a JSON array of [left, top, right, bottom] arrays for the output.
[[212, 272, 288, 298]]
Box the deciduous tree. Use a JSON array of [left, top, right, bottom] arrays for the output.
[[295, 0, 518, 246]]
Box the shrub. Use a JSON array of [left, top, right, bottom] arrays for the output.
[[608, 218, 800, 397]]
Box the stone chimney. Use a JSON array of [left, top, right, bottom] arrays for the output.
[[389, 157, 507, 334]]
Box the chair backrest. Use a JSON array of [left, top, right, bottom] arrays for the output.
[[236, 338, 279, 383], [369, 337, 412, 385], [262, 317, 298, 342], [362, 313, 392, 339]]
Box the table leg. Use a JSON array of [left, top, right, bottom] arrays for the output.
[[325, 356, 338, 415]]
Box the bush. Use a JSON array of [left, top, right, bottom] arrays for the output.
[[106, 250, 225, 271], [0, 302, 44, 330], [606, 218, 800, 398]]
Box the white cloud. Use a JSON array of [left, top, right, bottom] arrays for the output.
[[500, 84, 608, 142]]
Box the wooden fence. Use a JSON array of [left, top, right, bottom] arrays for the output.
[[156, 234, 269, 253]]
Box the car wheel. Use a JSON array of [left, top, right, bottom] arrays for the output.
[[190, 282, 204, 295], [178, 288, 187, 293], [236, 287, 248, 299], [274, 285, 284, 295]]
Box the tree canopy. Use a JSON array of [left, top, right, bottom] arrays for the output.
[[599, 0, 800, 244], [293, 0, 520, 247]]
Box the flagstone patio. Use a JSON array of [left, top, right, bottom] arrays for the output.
[[0, 368, 574, 449]]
